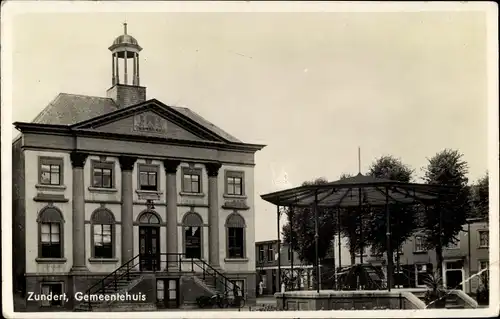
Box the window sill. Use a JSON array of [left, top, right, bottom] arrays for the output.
[[88, 258, 119, 263], [478, 246, 489, 249], [223, 194, 247, 200], [224, 258, 249, 263], [88, 186, 118, 193], [136, 190, 163, 200], [179, 192, 205, 197], [35, 184, 66, 191], [36, 258, 67, 264], [413, 251, 427, 254]]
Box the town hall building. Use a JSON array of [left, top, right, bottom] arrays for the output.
[[12, 24, 265, 311]]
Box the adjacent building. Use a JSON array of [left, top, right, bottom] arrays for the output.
[[260, 218, 489, 295], [255, 240, 315, 295], [12, 24, 265, 311]]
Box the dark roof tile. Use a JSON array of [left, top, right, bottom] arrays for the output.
[[31, 93, 242, 143], [32, 93, 119, 125]]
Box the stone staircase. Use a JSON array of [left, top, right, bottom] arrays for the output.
[[445, 294, 464, 309], [410, 289, 477, 309], [74, 272, 152, 312], [193, 272, 220, 294]]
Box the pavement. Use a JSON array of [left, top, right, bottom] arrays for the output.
[[256, 296, 277, 305]]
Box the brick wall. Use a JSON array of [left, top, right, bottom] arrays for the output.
[[106, 84, 146, 108]]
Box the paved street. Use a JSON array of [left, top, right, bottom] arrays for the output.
[[256, 296, 277, 305]]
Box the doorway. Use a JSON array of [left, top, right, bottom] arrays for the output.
[[139, 226, 160, 271], [157, 279, 179, 309], [445, 260, 464, 290]]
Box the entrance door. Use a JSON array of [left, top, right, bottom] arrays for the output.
[[139, 226, 160, 271], [445, 261, 463, 290]]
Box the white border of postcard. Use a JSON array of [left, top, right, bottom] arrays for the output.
[[1, 1, 499, 318]]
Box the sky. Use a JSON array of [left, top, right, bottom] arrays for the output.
[[5, 7, 492, 241]]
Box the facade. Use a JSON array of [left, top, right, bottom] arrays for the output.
[[363, 218, 489, 293], [265, 219, 489, 294], [12, 25, 265, 311], [255, 240, 315, 295]]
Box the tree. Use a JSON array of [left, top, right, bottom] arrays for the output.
[[364, 156, 417, 256], [471, 172, 488, 219], [421, 149, 471, 275], [282, 177, 336, 288]]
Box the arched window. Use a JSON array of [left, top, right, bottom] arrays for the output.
[[138, 211, 160, 224], [37, 206, 64, 259], [91, 208, 116, 259], [226, 213, 245, 259], [182, 212, 203, 259]]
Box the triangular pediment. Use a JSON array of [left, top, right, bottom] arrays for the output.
[[72, 100, 229, 143]]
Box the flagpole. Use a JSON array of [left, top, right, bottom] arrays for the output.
[[358, 147, 361, 174]]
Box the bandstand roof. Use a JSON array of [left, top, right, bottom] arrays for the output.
[[260, 173, 457, 208]]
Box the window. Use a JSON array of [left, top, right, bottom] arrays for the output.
[[41, 223, 61, 258], [479, 260, 489, 284], [226, 213, 245, 258], [394, 265, 405, 288], [139, 165, 159, 191], [39, 157, 63, 185], [156, 280, 164, 301], [94, 225, 112, 258], [414, 236, 425, 252], [167, 279, 177, 301], [226, 171, 244, 196], [233, 279, 245, 297], [258, 246, 265, 262], [479, 231, 489, 248], [37, 206, 64, 259], [415, 264, 428, 287], [183, 212, 203, 259], [182, 168, 201, 193], [267, 244, 274, 262], [92, 162, 114, 188], [91, 208, 115, 259], [397, 245, 404, 255], [229, 279, 244, 298], [355, 247, 368, 256], [40, 283, 63, 307]]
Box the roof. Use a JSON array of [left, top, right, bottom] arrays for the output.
[[30, 93, 243, 143], [112, 34, 139, 47], [260, 173, 459, 208], [32, 93, 119, 125]]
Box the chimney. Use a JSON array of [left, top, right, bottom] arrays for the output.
[[107, 84, 146, 108]]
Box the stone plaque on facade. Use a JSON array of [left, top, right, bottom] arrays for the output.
[[133, 112, 168, 134], [222, 199, 250, 210]]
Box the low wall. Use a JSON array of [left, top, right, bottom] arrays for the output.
[[274, 290, 426, 311]]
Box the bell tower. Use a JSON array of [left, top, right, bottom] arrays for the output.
[[106, 23, 146, 108]]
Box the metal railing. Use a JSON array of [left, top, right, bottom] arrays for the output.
[[77, 253, 241, 311]]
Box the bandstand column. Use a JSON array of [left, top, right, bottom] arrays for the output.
[[70, 151, 88, 272], [277, 206, 281, 292], [289, 206, 294, 290], [385, 188, 393, 291], [164, 159, 180, 268], [205, 162, 222, 268], [119, 156, 137, 263], [313, 192, 320, 293]]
